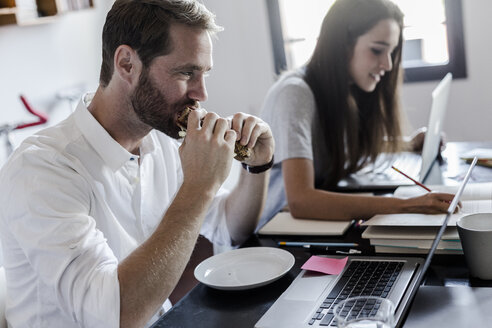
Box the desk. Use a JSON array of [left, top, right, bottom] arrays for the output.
[[151, 142, 492, 328], [403, 286, 492, 327]]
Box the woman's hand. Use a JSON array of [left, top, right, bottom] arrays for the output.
[[401, 192, 460, 214], [407, 127, 446, 153]]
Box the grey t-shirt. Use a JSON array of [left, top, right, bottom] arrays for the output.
[[258, 69, 321, 228]]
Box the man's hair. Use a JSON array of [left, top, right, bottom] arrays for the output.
[[304, 0, 405, 188], [99, 0, 223, 87]]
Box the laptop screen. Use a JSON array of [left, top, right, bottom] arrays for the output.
[[419, 72, 453, 182]]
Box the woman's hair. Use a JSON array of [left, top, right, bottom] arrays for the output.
[[304, 0, 404, 188], [99, 0, 223, 87]]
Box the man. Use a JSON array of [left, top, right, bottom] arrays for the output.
[[0, 1, 274, 327]]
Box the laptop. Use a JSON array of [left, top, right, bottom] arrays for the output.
[[337, 72, 453, 190], [255, 157, 477, 328]]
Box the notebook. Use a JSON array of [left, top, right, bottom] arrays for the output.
[[258, 212, 352, 236], [254, 157, 476, 328], [337, 72, 453, 190]]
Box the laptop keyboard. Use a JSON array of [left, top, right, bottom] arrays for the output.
[[309, 260, 404, 326], [370, 153, 421, 181]]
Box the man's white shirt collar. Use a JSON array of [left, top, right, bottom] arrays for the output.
[[74, 93, 158, 172]]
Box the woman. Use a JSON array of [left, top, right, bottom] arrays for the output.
[[259, 0, 454, 227]]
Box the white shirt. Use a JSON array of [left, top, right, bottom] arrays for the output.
[[0, 94, 232, 328]]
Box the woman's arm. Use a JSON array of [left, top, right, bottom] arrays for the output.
[[282, 158, 454, 220]]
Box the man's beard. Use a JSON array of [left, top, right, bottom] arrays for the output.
[[130, 69, 194, 139]]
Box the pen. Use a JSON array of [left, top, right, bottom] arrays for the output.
[[278, 241, 358, 247], [302, 245, 362, 255], [391, 166, 432, 192]]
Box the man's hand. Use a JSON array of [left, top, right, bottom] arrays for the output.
[[179, 109, 236, 194], [229, 112, 275, 167]]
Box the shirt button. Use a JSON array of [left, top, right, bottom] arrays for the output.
[[130, 157, 135, 161]]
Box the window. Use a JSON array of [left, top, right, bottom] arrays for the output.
[[266, 0, 467, 82]]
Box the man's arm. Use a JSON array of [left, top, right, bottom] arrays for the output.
[[118, 111, 237, 327], [118, 181, 215, 327], [224, 167, 270, 244]]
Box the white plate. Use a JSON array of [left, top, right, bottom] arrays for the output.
[[194, 247, 295, 290]]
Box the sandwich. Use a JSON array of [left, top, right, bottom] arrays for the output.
[[177, 107, 252, 161]]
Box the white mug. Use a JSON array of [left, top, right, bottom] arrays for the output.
[[457, 213, 492, 280]]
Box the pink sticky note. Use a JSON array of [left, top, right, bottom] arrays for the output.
[[301, 256, 348, 275]]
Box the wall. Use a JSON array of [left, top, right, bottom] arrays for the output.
[[205, 0, 492, 142], [0, 0, 112, 163], [401, 0, 492, 141], [0, 0, 489, 269], [0, 0, 490, 160], [0, 1, 273, 158], [200, 0, 275, 118]]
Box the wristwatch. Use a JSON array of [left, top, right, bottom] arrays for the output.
[[241, 155, 274, 174]]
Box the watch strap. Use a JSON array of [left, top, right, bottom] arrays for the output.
[[241, 155, 274, 174]]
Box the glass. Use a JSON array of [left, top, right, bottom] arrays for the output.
[[333, 296, 395, 328]]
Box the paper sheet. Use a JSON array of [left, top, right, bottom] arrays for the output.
[[393, 182, 492, 201]]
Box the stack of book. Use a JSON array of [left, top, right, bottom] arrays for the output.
[[362, 225, 462, 254], [362, 182, 492, 254]]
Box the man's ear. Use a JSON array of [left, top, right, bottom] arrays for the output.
[[113, 45, 142, 87]]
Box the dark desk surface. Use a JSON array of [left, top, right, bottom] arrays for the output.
[[152, 142, 492, 328], [403, 286, 492, 327]]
